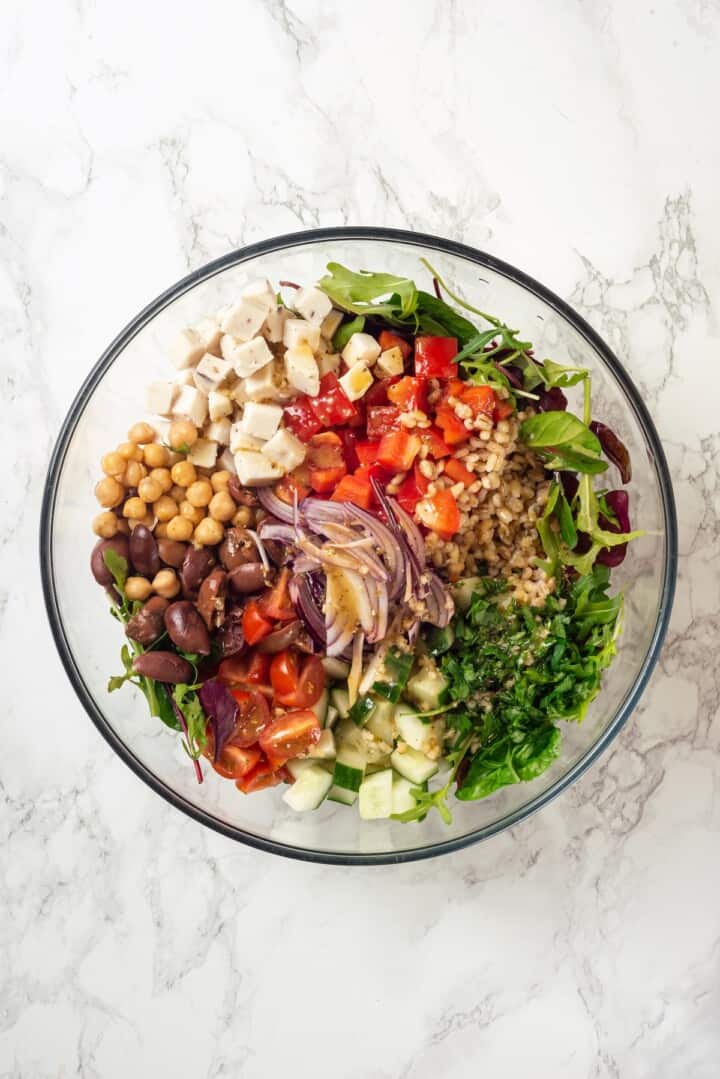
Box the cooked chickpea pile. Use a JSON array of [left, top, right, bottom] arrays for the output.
[[93, 419, 254, 599]]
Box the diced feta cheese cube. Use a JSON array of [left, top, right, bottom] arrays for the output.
[[208, 390, 233, 422], [317, 349, 340, 377], [187, 439, 218, 468], [206, 418, 231, 445], [342, 332, 381, 368], [241, 278, 276, 312], [145, 381, 176, 416], [225, 335, 273, 379], [219, 448, 237, 475], [376, 345, 405, 378], [195, 352, 232, 388], [283, 318, 321, 351], [234, 450, 283, 486], [169, 327, 205, 370], [262, 305, 288, 344], [241, 402, 283, 441], [293, 286, 333, 327], [194, 316, 222, 354], [320, 308, 344, 341], [339, 364, 373, 401], [172, 385, 208, 427], [240, 361, 276, 402], [219, 297, 269, 341], [285, 344, 320, 397], [262, 429, 307, 472], [230, 421, 265, 453]]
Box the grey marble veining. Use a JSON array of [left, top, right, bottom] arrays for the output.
[[1, 1, 719, 1076]]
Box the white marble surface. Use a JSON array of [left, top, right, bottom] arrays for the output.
[[2, 1, 719, 1075]]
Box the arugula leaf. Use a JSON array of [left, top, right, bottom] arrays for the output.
[[173, 684, 207, 760], [332, 315, 365, 351], [540, 360, 589, 388], [318, 264, 418, 318]]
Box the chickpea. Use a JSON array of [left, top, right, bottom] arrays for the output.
[[153, 495, 179, 522], [150, 467, 173, 493], [123, 460, 147, 488], [154, 522, 169, 538], [152, 568, 180, 599], [130, 512, 156, 531], [101, 451, 126, 477], [210, 470, 231, 493], [186, 479, 213, 508], [95, 476, 125, 508], [166, 515, 194, 542], [194, 517, 225, 546], [167, 451, 183, 467], [117, 441, 143, 462], [209, 491, 236, 522], [138, 476, 163, 503], [125, 576, 153, 601], [171, 460, 197, 487], [168, 419, 198, 451], [92, 511, 119, 538], [232, 506, 254, 528], [123, 496, 148, 520], [170, 486, 186, 505], [143, 442, 169, 468], [128, 421, 156, 445], [179, 500, 204, 525]]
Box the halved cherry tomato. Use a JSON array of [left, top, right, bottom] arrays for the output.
[[308, 373, 360, 427], [330, 471, 374, 509], [258, 567, 296, 622], [258, 708, 321, 766], [365, 375, 401, 408], [236, 754, 284, 793], [218, 652, 271, 687], [416, 489, 461, 538], [275, 474, 311, 504], [366, 405, 401, 439], [435, 404, 471, 445], [443, 457, 476, 488], [356, 439, 381, 466], [461, 384, 496, 417], [213, 744, 262, 781], [271, 652, 325, 708], [283, 396, 322, 441], [228, 688, 272, 747], [269, 650, 300, 699], [242, 600, 273, 645], [494, 398, 515, 421], [387, 376, 429, 413], [378, 330, 412, 361], [377, 429, 421, 473], [414, 336, 459, 379]]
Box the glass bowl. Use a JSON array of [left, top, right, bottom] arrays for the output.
[[39, 228, 677, 864]]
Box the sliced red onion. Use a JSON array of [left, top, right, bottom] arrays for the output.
[[257, 487, 295, 523], [246, 529, 271, 572], [424, 571, 454, 627], [257, 519, 296, 545], [290, 575, 326, 645]]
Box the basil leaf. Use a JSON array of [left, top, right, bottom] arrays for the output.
[[415, 291, 478, 345], [520, 411, 602, 453]]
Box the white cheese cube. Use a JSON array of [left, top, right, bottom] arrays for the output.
[[208, 390, 233, 422], [241, 402, 283, 441], [145, 381, 176, 416], [293, 286, 333, 327], [342, 332, 381, 369], [262, 429, 307, 472], [239, 361, 275, 402], [262, 305, 288, 344], [339, 364, 373, 402], [234, 450, 283, 486], [285, 344, 320, 397], [219, 297, 269, 341], [317, 349, 340, 377], [195, 352, 232, 388], [230, 421, 265, 453], [226, 335, 274, 378], [320, 308, 344, 341], [169, 328, 205, 370], [206, 418, 231, 445], [376, 345, 405, 377], [187, 439, 218, 468], [283, 318, 321, 351], [172, 385, 208, 427], [194, 316, 222, 354], [219, 448, 237, 475], [241, 278, 276, 312]]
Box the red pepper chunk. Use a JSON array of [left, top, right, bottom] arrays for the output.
[[443, 457, 476, 488], [366, 405, 401, 439], [330, 471, 374, 510], [414, 336, 459, 379], [387, 376, 429, 413], [435, 404, 471, 445], [419, 427, 452, 459], [461, 384, 496, 417], [494, 398, 515, 421], [377, 429, 421, 473], [394, 465, 429, 515], [308, 374, 360, 427], [416, 489, 461, 539], [307, 431, 347, 493], [283, 396, 322, 441], [355, 439, 381, 466], [378, 330, 412, 361]]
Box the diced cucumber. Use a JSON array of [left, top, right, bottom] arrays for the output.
[[358, 768, 393, 820], [324, 704, 340, 729], [322, 657, 351, 680], [364, 756, 392, 775], [327, 785, 357, 806], [332, 746, 366, 792], [348, 694, 375, 727], [308, 729, 336, 760], [395, 704, 444, 755], [282, 764, 333, 811], [391, 746, 439, 784], [406, 664, 448, 712], [310, 688, 329, 727], [365, 699, 396, 746], [330, 687, 350, 719], [453, 576, 483, 611], [391, 774, 420, 815], [335, 717, 388, 764], [285, 757, 318, 780]]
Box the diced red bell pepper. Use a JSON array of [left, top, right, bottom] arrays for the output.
[[419, 426, 452, 459], [367, 405, 401, 439], [330, 471, 374, 510], [387, 376, 429, 413], [310, 467, 346, 494], [275, 474, 311, 504], [378, 330, 412, 361], [494, 398, 515, 421], [283, 396, 322, 441], [338, 428, 360, 471], [364, 375, 401, 408], [394, 465, 429, 515], [461, 384, 496, 417], [443, 457, 476, 488], [308, 374, 360, 427], [356, 439, 381, 466], [435, 404, 471, 445], [414, 336, 459, 379], [377, 429, 421, 473], [307, 431, 347, 493], [416, 489, 462, 538], [242, 600, 274, 646]]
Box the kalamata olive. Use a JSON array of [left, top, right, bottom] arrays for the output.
[[197, 568, 227, 630], [125, 596, 169, 646], [164, 600, 211, 655], [180, 547, 215, 594], [215, 606, 245, 657], [264, 539, 288, 566], [157, 538, 188, 568], [90, 535, 130, 586], [218, 527, 257, 571], [256, 619, 302, 654], [129, 524, 160, 578], [228, 476, 258, 507], [132, 651, 192, 683], [228, 561, 265, 594]]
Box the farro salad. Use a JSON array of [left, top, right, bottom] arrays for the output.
[[90, 263, 642, 822]]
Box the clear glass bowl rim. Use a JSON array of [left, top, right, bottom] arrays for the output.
[[39, 226, 678, 865]]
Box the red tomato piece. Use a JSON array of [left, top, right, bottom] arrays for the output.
[[271, 653, 325, 708], [258, 709, 321, 766], [213, 744, 262, 781], [435, 404, 471, 445], [258, 568, 296, 622], [387, 376, 429, 413], [414, 336, 459, 379], [419, 426, 452, 459], [330, 472, 374, 510], [218, 652, 271, 688], [235, 755, 284, 793], [366, 405, 401, 439], [308, 374, 360, 427], [242, 600, 274, 645], [283, 396, 322, 441], [416, 489, 462, 538], [494, 398, 515, 421], [355, 439, 381, 466], [378, 330, 412, 361], [228, 688, 272, 747], [443, 457, 476, 488], [377, 429, 422, 473], [461, 384, 496, 417]]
